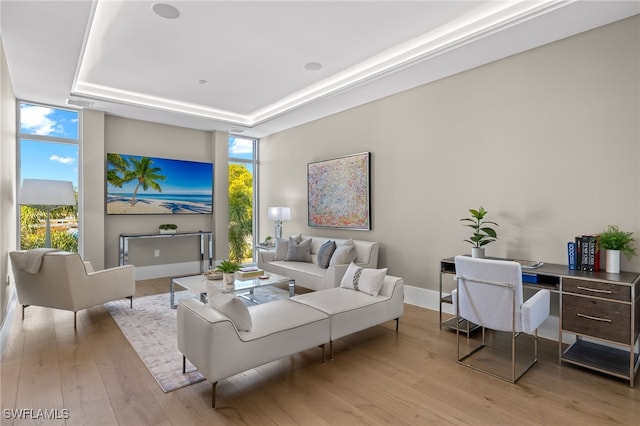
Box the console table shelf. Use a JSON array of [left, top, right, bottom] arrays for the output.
[[439, 256, 639, 386], [119, 231, 213, 273]]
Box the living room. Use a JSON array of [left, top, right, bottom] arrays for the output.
[[1, 1, 639, 424]]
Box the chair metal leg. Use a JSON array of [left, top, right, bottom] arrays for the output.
[[321, 343, 326, 363], [212, 382, 218, 408], [74, 312, 77, 329], [127, 296, 133, 308], [182, 355, 186, 373], [329, 340, 334, 360]]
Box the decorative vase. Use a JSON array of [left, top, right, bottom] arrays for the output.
[[471, 247, 485, 258], [223, 273, 235, 289], [605, 249, 620, 273]]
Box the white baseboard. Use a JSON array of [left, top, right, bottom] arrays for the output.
[[134, 261, 205, 280], [404, 284, 563, 343]]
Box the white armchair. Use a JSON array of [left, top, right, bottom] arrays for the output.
[[453, 255, 550, 383], [9, 250, 135, 328]]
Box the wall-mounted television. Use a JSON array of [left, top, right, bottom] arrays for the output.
[[106, 153, 213, 215]]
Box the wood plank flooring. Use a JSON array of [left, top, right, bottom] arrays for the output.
[[1, 278, 638, 425]]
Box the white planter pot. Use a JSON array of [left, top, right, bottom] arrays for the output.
[[605, 249, 621, 273], [471, 247, 485, 258], [223, 273, 236, 289]]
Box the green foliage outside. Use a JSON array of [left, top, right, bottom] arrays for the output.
[[228, 164, 253, 263], [20, 204, 78, 252]]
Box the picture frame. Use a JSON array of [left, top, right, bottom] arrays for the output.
[[307, 152, 371, 230], [106, 153, 213, 215]]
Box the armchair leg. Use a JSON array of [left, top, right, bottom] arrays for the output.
[[127, 296, 133, 308], [182, 355, 186, 374], [21, 305, 28, 320], [212, 382, 218, 408], [395, 318, 400, 333], [329, 340, 334, 360], [74, 312, 77, 330]]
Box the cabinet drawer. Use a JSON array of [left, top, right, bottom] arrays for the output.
[[562, 294, 631, 344], [563, 278, 630, 302]]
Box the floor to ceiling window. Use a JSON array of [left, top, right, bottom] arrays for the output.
[[228, 135, 257, 263], [17, 101, 80, 251]]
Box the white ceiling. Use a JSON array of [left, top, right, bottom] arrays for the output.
[[1, 1, 638, 138]]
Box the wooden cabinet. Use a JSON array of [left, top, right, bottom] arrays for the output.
[[560, 275, 639, 387]]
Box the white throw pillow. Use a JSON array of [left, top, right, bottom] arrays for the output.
[[208, 289, 252, 331], [329, 238, 356, 266], [340, 262, 387, 296]]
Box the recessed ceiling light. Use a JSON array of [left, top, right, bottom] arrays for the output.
[[304, 62, 322, 71], [198, 79, 208, 86], [152, 3, 180, 19]]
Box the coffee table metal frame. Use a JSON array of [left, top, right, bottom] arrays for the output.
[[170, 272, 294, 309]]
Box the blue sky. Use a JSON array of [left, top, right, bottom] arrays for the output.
[[19, 103, 79, 187]]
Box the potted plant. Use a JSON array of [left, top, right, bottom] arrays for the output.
[[599, 225, 636, 273], [159, 224, 178, 234], [215, 259, 241, 287], [460, 206, 499, 258]]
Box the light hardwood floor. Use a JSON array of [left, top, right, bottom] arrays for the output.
[[1, 278, 638, 425]]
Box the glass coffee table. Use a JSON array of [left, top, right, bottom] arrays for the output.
[[170, 272, 294, 309]]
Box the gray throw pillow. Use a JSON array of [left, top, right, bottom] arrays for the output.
[[274, 234, 302, 260], [274, 237, 289, 260], [316, 240, 337, 269], [286, 237, 312, 262]]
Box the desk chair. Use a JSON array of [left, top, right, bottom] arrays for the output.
[[453, 256, 550, 383], [10, 250, 135, 329]]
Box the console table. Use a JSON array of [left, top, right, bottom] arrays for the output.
[[439, 256, 639, 386], [119, 231, 213, 273]]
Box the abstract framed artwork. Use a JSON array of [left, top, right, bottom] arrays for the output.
[[106, 153, 213, 215], [307, 152, 371, 230]]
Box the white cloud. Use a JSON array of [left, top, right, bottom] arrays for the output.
[[50, 155, 75, 165], [230, 138, 253, 155], [20, 104, 56, 135]]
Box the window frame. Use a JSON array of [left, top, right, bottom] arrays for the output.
[[16, 100, 82, 252], [228, 136, 259, 262]]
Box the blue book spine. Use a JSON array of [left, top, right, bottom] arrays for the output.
[[568, 241, 577, 270]]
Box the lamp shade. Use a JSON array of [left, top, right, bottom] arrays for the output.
[[18, 179, 76, 206], [267, 206, 291, 221]]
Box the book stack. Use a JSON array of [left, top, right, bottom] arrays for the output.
[[236, 267, 265, 280], [569, 235, 600, 272]]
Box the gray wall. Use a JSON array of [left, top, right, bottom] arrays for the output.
[[259, 16, 640, 291]]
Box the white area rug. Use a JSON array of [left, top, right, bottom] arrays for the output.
[[104, 287, 288, 393]]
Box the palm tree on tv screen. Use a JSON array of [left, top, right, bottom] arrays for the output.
[[109, 155, 167, 206]]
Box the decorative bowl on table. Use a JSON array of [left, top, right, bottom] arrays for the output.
[[205, 270, 223, 280]]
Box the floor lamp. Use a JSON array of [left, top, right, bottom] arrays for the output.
[[18, 179, 76, 248], [267, 207, 291, 240]]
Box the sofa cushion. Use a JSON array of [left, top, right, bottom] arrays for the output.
[[340, 262, 387, 296], [209, 289, 252, 331], [316, 240, 336, 269], [286, 237, 312, 262], [329, 238, 356, 266]]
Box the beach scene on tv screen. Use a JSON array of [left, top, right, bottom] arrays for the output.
[[106, 153, 213, 215]]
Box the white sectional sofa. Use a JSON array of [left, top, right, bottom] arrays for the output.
[[257, 235, 379, 291], [177, 273, 403, 408]]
